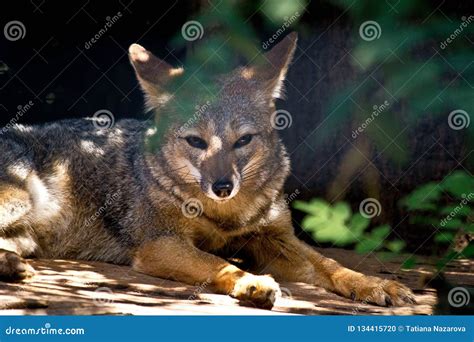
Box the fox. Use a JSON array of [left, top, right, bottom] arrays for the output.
[[0, 32, 415, 310]]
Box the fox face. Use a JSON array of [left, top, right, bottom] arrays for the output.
[[165, 98, 281, 202], [129, 33, 297, 207]]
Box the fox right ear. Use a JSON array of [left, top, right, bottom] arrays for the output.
[[129, 44, 183, 111], [252, 32, 298, 101]]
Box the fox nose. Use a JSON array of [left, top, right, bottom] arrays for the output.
[[212, 179, 234, 198]]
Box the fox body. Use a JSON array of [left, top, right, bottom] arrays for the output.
[[0, 33, 415, 309]]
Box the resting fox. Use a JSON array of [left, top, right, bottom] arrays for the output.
[[0, 33, 415, 309]]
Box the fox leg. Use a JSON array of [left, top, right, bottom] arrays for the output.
[[133, 236, 280, 309], [0, 184, 36, 281], [245, 232, 416, 306]]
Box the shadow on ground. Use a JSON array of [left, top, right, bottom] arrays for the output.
[[1, 248, 472, 315]]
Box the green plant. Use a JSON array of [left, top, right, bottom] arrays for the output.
[[320, 0, 474, 166], [400, 170, 474, 261], [293, 199, 406, 255]]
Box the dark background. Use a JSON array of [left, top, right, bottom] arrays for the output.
[[1, 0, 472, 253]]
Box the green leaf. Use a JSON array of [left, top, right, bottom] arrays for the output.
[[401, 256, 417, 270], [439, 205, 472, 217], [293, 199, 330, 217], [434, 232, 454, 243], [348, 213, 370, 237], [436, 251, 459, 270], [301, 215, 326, 231], [312, 222, 357, 246], [331, 202, 352, 223], [400, 182, 442, 211], [355, 238, 381, 254], [261, 0, 306, 23], [441, 171, 474, 198], [385, 239, 406, 253], [460, 244, 474, 258], [370, 225, 391, 240], [439, 218, 464, 230], [465, 224, 474, 233]]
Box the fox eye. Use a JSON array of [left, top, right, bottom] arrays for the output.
[[234, 134, 253, 148], [185, 136, 208, 149]]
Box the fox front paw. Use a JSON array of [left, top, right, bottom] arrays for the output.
[[348, 275, 416, 307], [0, 249, 35, 282], [231, 274, 280, 310]]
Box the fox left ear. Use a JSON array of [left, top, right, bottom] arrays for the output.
[[129, 44, 184, 111], [254, 32, 298, 100]]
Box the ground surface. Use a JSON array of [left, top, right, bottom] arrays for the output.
[[0, 248, 472, 315]]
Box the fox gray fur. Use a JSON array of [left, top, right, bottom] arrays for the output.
[[0, 33, 416, 309]]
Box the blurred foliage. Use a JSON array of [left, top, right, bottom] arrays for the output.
[[294, 199, 406, 255], [148, 0, 306, 147], [321, 0, 474, 165], [400, 170, 474, 266], [292, 0, 474, 264]]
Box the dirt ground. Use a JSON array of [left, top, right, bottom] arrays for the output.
[[1, 248, 472, 315]]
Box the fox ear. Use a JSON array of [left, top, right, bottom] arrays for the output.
[[129, 44, 183, 111], [255, 32, 298, 100]]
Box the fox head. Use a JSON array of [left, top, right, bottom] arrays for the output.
[[129, 33, 297, 210]]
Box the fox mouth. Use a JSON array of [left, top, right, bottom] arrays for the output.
[[205, 192, 237, 202]]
